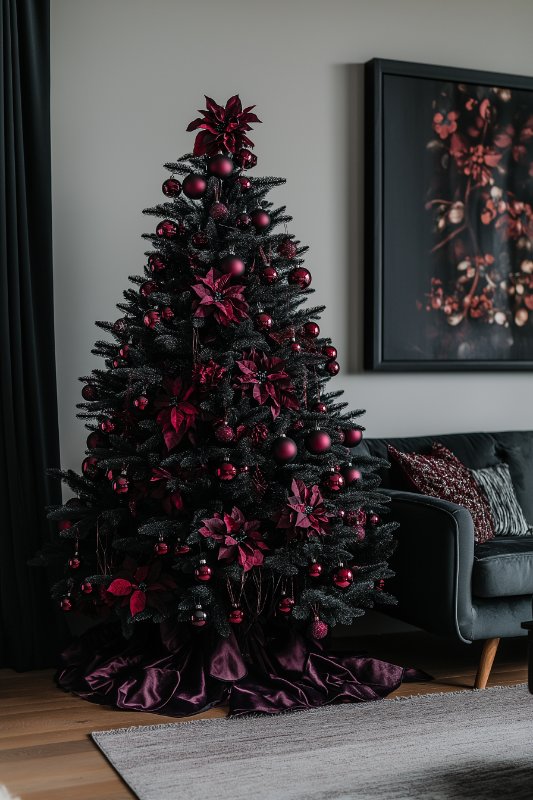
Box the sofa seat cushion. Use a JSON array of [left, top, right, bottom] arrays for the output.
[[472, 538, 533, 598]]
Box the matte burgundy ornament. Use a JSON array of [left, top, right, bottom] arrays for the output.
[[162, 177, 182, 197], [191, 605, 207, 627], [369, 513, 381, 526], [86, 431, 105, 448], [60, 597, 72, 612], [273, 435, 297, 464], [277, 239, 297, 260], [195, 560, 212, 582], [235, 148, 257, 169], [322, 472, 345, 492], [306, 430, 332, 454], [191, 231, 209, 249], [100, 418, 115, 434], [81, 383, 97, 401], [112, 476, 129, 494], [229, 607, 244, 624], [174, 542, 191, 556], [262, 266, 278, 284], [154, 540, 169, 556], [310, 616, 329, 639], [251, 209, 271, 231], [140, 281, 158, 297], [221, 255, 245, 277], [58, 519, 72, 532], [143, 310, 160, 329], [208, 154, 233, 177], [289, 267, 312, 289], [134, 395, 149, 410], [68, 556, 81, 570], [82, 456, 100, 478], [333, 565, 353, 589], [237, 176, 251, 191], [343, 466, 362, 485], [161, 306, 174, 320], [313, 402, 327, 413], [183, 174, 207, 199], [235, 213, 251, 229], [215, 423, 235, 443], [217, 461, 237, 481], [323, 345, 337, 360], [81, 581, 93, 594], [326, 359, 340, 376], [344, 428, 363, 447], [308, 561, 323, 578], [209, 201, 229, 221], [290, 340, 302, 353], [156, 219, 179, 239], [256, 312, 273, 330], [278, 596, 295, 614], [303, 321, 320, 338]]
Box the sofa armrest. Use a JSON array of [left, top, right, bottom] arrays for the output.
[[383, 489, 475, 643]]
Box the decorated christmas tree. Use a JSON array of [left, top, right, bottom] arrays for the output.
[[45, 96, 414, 715]]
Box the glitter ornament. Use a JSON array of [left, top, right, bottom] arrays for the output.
[[156, 219, 179, 239], [191, 231, 209, 249], [277, 239, 297, 259], [235, 213, 251, 229], [310, 615, 329, 639], [162, 178, 182, 197], [149, 255, 167, 273], [214, 423, 235, 443], [81, 383, 97, 401], [209, 201, 229, 221]]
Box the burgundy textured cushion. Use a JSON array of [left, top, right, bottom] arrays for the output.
[[387, 443, 495, 544]]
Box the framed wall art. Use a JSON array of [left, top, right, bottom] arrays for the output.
[[365, 58, 533, 370]]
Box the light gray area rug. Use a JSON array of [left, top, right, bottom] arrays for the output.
[[92, 685, 533, 800]]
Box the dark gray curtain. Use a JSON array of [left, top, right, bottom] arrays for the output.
[[1, 0, 63, 669]]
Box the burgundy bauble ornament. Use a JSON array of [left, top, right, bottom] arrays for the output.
[[68, 556, 81, 570], [369, 513, 381, 526], [256, 312, 273, 331], [149, 255, 167, 273], [344, 428, 363, 447], [221, 255, 245, 277], [162, 177, 182, 197], [313, 402, 327, 413], [237, 176, 251, 191], [209, 201, 229, 221], [112, 476, 129, 494], [60, 597, 72, 612], [229, 607, 244, 625], [235, 213, 251, 229], [322, 471, 345, 492], [214, 423, 235, 443], [306, 430, 332, 454], [81, 581, 93, 594], [161, 306, 174, 321], [278, 596, 295, 614], [355, 526, 366, 542], [82, 456, 100, 479], [183, 174, 207, 199], [191, 605, 207, 627], [113, 318, 128, 335], [235, 148, 257, 169], [154, 540, 169, 556], [140, 281, 158, 297], [87, 431, 105, 450], [273, 435, 297, 464], [174, 542, 191, 556], [333, 565, 353, 589], [217, 461, 237, 481], [277, 239, 297, 260], [346, 509, 366, 527], [343, 466, 362, 485], [310, 616, 329, 640], [323, 345, 337, 360], [143, 310, 160, 329], [100, 418, 115, 434], [156, 219, 179, 239], [208, 154, 233, 177], [119, 344, 130, 359], [251, 209, 271, 231], [262, 266, 278, 284], [308, 561, 323, 578], [106, 468, 116, 482], [289, 267, 312, 289], [326, 359, 340, 376], [195, 560, 212, 582], [58, 519, 72, 532], [111, 358, 124, 369], [303, 321, 320, 338], [290, 340, 302, 353], [134, 395, 149, 410], [81, 383, 97, 401], [191, 231, 209, 249], [375, 579, 386, 592]]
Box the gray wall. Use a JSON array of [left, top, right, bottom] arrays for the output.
[[51, 0, 533, 474]]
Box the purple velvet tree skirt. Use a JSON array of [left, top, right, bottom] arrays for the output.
[[56, 621, 425, 717]]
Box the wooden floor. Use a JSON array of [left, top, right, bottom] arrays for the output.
[[0, 632, 528, 800]]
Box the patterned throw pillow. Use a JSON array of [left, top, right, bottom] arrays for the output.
[[387, 443, 495, 544], [471, 463, 533, 537]]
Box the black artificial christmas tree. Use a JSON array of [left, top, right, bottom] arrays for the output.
[[44, 96, 417, 715]]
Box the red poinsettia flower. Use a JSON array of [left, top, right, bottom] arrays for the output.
[[275, 479, 330, 540], [191, 269, 249, 327], [107, 559, 176, 617], [150, 467, 184, 515], [192, 358, 227, 391], [199, 507, 268, 572], [234, 349, 299, 419], [154, 377, 198, 450], [186, 95, 261, 156]]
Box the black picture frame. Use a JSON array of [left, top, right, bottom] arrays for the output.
[[365, 58, 533, 371]]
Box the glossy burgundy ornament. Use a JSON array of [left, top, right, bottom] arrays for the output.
[[143, 310, 160, 329], [149, 255, 167, 273], [60, 597, 72, 612], [191, 231, 209, 249], [87, 431, 106, 449], [344, 428, 363, 447], [118, 344, 130, 359], [174, 542, 191, 556], [111, 358, 123, 369], [343, 466, 362, 485], [323, 345, 337, 360], [277, 239, 297, 260], [303, 321, 320, 338], [82, 456, 100, 478], [220, 255, 245, 277], [217, 461, 237, 481], [310, 616, 329, 639], [369, 513, 381, 526], [337, 508, 346, 520], [290, 340, 302, 353], [278, 596, 295, 614], [162, 177, 182, 197], [106, 468, 116, 482], [273, 435, 297, 464], [209, 201, 229, 221], [183, 174, 207, 199], [333, 565, 353, 589], [156, 219, 179, 239], [289, 267, 312, 289], [306, 430, 332, 454], [235, 148, 257, 169], [134, 395, 149, 410], [100, 418, 115, 434], [237, 176, 251, 191], [154, 540, 169, 556], [326, 359, 340, 376], [214, 423, 235, 443], [313, 402, 327, 413], [112, 476, 129, 494], [68, 556, 81, 570], [323, 471, 345, 492], [251, 209, 271, 231], [308, 561, 323, 578], [262, 266, 278, 284], [195, 560, 212, 582], [81, 383, 97, 401], [81, 581, 93, 594], [235, 213, 251, 229], [229, 607, 244, 625], [140, 281, 158, 297], [58, 519, 72, 532], [256, 312, 273, 331], [375, 579, 386, 592], [161, 306, 174, 321], [191, 605, 207, 627], [208, 154, 233, 177]]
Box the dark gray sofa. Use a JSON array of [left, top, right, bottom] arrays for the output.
[[361, 430, 533, 688]]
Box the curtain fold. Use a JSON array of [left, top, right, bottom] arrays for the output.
[[0, 0, 63, 669]]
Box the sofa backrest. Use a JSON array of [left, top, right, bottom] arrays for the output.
[[362, 430, 533, 525]]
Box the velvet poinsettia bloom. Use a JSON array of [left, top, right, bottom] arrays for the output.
[[154, 377, 198, 451], [275, 479, 330, 540], [199, 507, 268, 572], [107, 559, 176, 617], [186, 95, 261, 156], [234, 349, 299, 419], [191, 269, 249, 327], [192, 359, 227, 391]]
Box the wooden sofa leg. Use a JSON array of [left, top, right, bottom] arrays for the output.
[[474, 638, 500, 689]]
